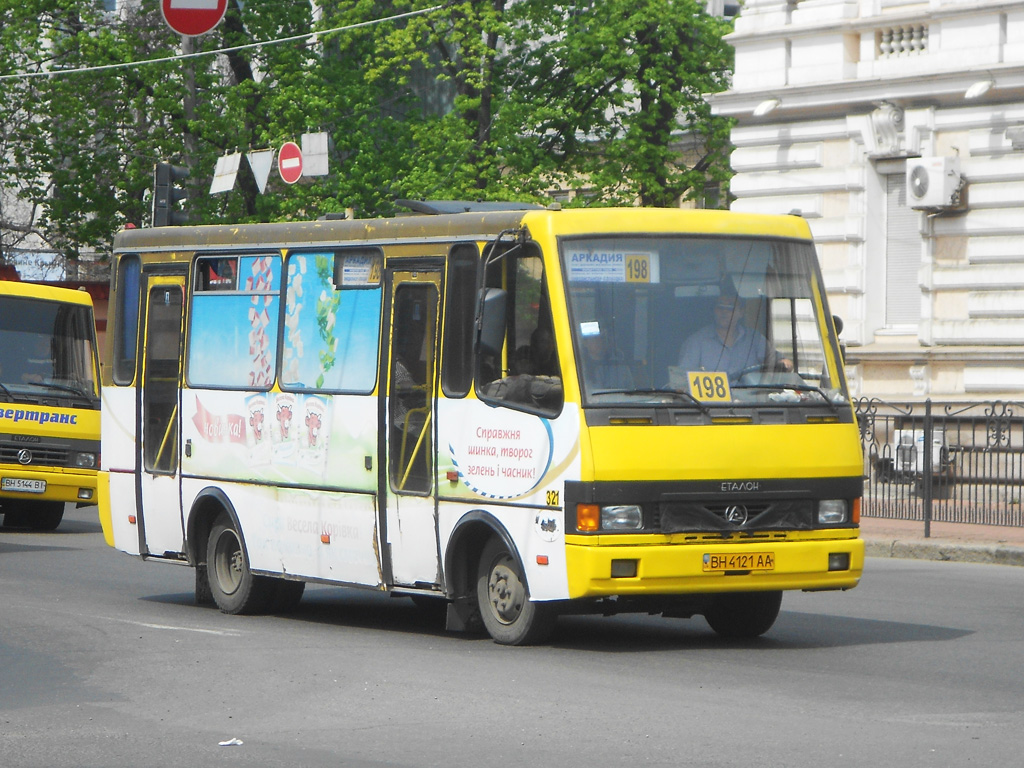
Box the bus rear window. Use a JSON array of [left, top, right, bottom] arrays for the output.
[[113, 254, 141, 385]]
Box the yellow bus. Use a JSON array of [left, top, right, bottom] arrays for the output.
[[1, 280, 101, 530], [99, 203, 863, 644]]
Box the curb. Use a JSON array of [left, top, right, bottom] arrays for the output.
[[865, 539, 1024, 567]]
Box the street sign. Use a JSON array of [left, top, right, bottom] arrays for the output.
[[210, 153, 241, 195], [161, 0, 228, 37], [301, 132, 330, 177], [247, 150, 274, 194], [278, 142, 303, 184]]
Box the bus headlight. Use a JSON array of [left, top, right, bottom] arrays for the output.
[[74, 452, 98, 469], [601, 505, 643, 530], [818, 499, 848, 525]]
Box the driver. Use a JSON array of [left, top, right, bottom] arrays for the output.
[[677, 288, 791, 382]]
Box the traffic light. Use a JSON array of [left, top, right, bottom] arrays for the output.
[[152, 162, 190, 227]]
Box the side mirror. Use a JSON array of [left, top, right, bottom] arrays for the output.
[[832, 314, 846, 364], [477, 287, 507, 357]]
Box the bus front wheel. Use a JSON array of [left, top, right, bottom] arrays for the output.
[[703, 591, 783, 639], [476, 537, 555, 645], [1, 500, 63, 531], [206, 513, 273, 615], [33, 501, 65, 531]]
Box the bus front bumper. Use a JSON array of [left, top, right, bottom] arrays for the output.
[[564, 533, 864, 598], [0, 465, 98, 505]]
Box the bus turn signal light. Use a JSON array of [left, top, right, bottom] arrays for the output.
[[577, 504, 600, 532]]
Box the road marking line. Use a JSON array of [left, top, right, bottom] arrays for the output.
[[109, 617, 243, 636], [10, 602, 244, 636]]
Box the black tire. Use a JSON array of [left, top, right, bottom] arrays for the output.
[[32, 501, 65, 531], [195, 565, 215, 606], [476, 536, 556, 645], [1, 507, 26, 528], [704, 591, 783, 639], [1, 500, 63, 530], [206, 512, 274, 615]]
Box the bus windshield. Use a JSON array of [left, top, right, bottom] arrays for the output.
[[561, 235, 848, 409], [0, 295, 99, 404]]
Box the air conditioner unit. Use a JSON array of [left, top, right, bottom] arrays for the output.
[[906, 157, 962, 209]]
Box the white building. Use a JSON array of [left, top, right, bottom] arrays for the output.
[[711, 0, 1024, 400]]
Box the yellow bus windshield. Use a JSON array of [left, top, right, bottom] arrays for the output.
[[0, 294, 99, 405], [560, 234, 848, 411]]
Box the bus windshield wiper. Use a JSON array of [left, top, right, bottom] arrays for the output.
[[591, 387, 711, 414], [32, 381, 97, 400]]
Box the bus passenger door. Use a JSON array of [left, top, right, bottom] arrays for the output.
[[137, 274, 186, 557], [383, 269, 441, 588]]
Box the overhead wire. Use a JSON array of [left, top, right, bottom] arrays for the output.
[[0, 4, 447, 82]]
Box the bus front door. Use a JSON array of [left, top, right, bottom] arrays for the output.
[[137, 273, 186, 558], [383, 269, 441, 588]]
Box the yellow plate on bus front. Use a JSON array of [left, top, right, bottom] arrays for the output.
[[703, 552, 775, 572]]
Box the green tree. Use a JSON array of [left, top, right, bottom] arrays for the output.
[[356, 0, 517, 202], [0, 1, 47, 267], [0, 0, 736, 277], [499, 0, 734, 207], [1, 0, 128, 273]]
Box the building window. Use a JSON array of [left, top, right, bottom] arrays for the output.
[[885, 173, 921, 327]]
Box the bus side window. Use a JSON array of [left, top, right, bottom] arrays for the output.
[[143, 286, 183, 472], [441, 244, 478, 398], [187, 255, 280, 389], [113, 254, 141, 385], [476, 247, 563, 416], [280, 250, 382, 393], [389, 284, 437, 493]]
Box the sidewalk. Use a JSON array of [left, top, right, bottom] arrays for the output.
[[860, 516, 1024, 566]]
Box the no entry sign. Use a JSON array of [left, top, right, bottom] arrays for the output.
[[161, 0, 228, 37], [278, 142, 304, 184]]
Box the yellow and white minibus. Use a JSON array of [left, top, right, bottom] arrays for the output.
[[1, 280, 101, 530], [99, 203, 863, 644]]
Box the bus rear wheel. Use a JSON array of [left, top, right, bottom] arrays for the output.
[[703, 591, 783, 639], [206, 513, 273, 615], [476, 537, 555, 645]]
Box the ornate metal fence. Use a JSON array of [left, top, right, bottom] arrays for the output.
[[856, 398, 1024, 535]]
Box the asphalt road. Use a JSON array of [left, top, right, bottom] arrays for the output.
[[2, 506, 1023, 768]]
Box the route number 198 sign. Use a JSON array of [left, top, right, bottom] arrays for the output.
[[688, 371, 732, 402]]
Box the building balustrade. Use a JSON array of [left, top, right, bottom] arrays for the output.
[[876, 24, 929, 58]]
